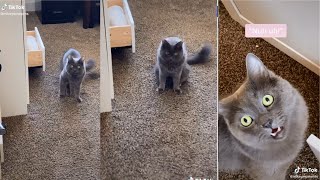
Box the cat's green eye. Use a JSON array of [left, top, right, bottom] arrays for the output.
[[262, 95, 274, 107], [240, 115, 253, 127]]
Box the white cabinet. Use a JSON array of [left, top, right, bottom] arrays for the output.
[[0, 0, 29, 117]]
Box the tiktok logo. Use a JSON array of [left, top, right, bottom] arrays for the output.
[[1, 3, 7, 11], [294, 167, 300, 174]]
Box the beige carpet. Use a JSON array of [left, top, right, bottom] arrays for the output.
[[101, 0, 217, 179], [2, 13, 100, 179], [218, 3, 319, 180]]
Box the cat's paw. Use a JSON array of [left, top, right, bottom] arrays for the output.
[[77, 97, 83, 103], [174, 88, 182, 94]]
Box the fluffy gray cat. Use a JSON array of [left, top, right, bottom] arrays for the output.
[[155, 37, 211, 94], [59, 48, 95, 102], [218, 53, 308, 180]]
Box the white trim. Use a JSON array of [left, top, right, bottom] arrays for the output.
[[22, 0, 30, 105], [100, 0, 113, 113], [105, 0, 115, 99], [34, 27, 45, 71], [123, 0, 135, 53]]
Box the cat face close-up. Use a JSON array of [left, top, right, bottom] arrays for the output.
[[219, 54, 302, 149], [67, 56, 85, 77], [160, 39, 184, 63]]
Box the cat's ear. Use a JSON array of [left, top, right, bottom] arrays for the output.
[[67, 55, 73, 63], [219, 97, 233, 118], [219, 102, 228, 117], [80, 56, 85, 62], [246, 53, 270, 81], [161, 39, 171, 49], [174, 41, 183, 51]]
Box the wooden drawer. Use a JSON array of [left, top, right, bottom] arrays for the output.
[[107, 0, 135, 52], [26, 27, 45, 70]]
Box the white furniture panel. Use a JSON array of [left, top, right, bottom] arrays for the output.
[[100, 0, 113, 113], [0, 0, 29, 117]]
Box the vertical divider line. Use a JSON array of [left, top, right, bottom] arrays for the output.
[[216, 0, 219, 179]]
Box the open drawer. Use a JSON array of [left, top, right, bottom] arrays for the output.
[[26, 27, 46, 70], [107, 0, 135, 52]]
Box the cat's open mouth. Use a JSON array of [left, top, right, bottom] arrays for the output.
[[270, 126, 284, 138]]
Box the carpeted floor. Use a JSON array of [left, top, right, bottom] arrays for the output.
[[101, 0, 217, 179], [218, 3, 319, 180], [2, 13, 101, 179]]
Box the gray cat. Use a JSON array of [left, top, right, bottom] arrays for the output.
[[218, 53, 308, 180], [155, 37, 211, 94], [59, 48, 95, 102]]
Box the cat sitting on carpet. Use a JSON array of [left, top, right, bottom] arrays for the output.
[[59, 48, 95, 102], [218, 53, 308, 180], [155, 37, 212, 94]]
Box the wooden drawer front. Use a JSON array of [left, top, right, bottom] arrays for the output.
[[107, 0, 135, 48], [110, 26, 132, 47]]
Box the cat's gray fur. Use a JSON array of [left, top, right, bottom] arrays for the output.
[[218, 53, 308, 180], [155, 37, 211, 94], [59, 48, 95, 102]]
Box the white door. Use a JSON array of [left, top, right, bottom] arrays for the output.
[[0, 0, 28, 117]]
